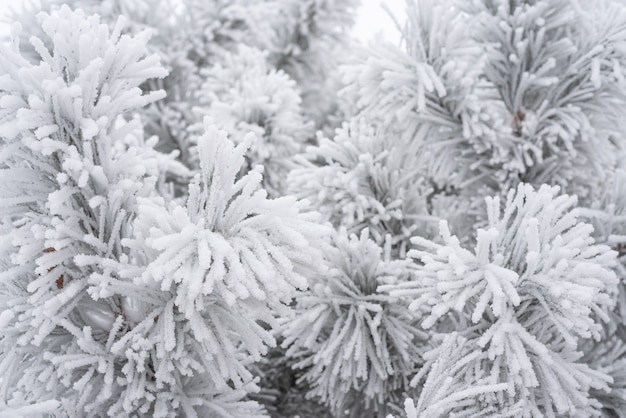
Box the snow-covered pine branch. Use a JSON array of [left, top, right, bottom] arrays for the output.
[[0, 6, 328, 416], [282, 229, 426, 415], [461, 0, 626, 202], [196, 46, 313, 196], [0, 5, 175, 415], [385, 183, 618, 416], [124, 121, 329, 416], [268, 0, 360, 129], [577, 169, 626, 415], [389, 333, 513, 418], [2, 0, 626, 416], [288, 118, 438, 257]]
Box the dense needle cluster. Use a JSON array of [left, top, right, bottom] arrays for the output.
[[1, 0, 626, 417]]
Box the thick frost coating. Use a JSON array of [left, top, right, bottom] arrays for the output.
[[387, 184, 618, 417], [288, 119, 437, 258], [345, 0, 626, 215], [0, 7, 326, 417], [132, 122, 328, 394], [282, 229, 426, 415], [197, 46, 313, 195], [3, 0, 626, 416]]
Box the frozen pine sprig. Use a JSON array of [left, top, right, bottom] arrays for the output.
[[388, 333, 515, 418], [341, 0, 500, 190], [580, 335, 626, 418], [340, 0, 508, 243], [288, 118, 435, 257], [282, 229, 426, 416], [490, 184, 617, 344], [0, 5, 169, 205], [577, 169, 626, 415], [579, 169, 626, 327], [402, 220, 521, 329], [196, 45, 313, 195], [458, 0, 626, 201], [138, 122, 326, 313], [343, 0, 448, 122], [132, 121, 329, 398], [268, 0, 359, 128], [396, 184, 618, 342], [386, 184, 618, 416], [0, 399, 62, 417], [0, 6, 217, 417]]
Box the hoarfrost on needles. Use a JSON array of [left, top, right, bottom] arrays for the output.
[[2, 0, 626, 417]]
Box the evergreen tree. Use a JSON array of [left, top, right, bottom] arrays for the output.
[[386, 184, 618, 416], [2, 0, 626, 417], [282, 229, 425, 415], [0, 7, 326, 416]]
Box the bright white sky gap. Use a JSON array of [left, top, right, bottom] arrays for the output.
[[353, 0, 405, 44]]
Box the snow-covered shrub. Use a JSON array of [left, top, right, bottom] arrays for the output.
[[0, 7, 326, 416], [282, 229, 425, 416], [288, 119, 435, 257], [126, 122, 328, 416], [461, 0, 626, 201], [577, 169, 626, 416], [197, 46, 313, 195], [394, 333, 511, 418], [387, 184, 618, 416], [268, 0, 360, 128], [2, 0, 626, 416], [0, 6, 172, 414], [346, 0, 626, 208]]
